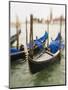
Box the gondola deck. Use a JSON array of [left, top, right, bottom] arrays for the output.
[[33, 51, 53, 62]]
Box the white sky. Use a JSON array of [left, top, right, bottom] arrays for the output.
[[10, 2, 65, 22]]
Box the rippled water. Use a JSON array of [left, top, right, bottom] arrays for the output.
[[10, 23, 65, 88]]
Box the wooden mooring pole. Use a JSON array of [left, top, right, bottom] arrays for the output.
[[16, 16, 20, 49], [47, 19, 49, 47], [60, 16, 63, 37], [26, 18, 28, 45], [29, 14, 33, 58], [60, 15, 63, 53]]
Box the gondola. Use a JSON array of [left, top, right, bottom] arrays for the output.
[[10, 30, 21, 45], [28, 33, 64, 74], [10, 45, 26, 61], [10, 30, 26, 61]]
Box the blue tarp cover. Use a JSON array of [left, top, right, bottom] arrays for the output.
[[55, 33, 60, 41], [48, 40, 60, 53], [10, 48, 20, 53], [34, 40, 43, 49], [48, 32, 64, 54], [36, 32, 48, 42], [27, 32, 48, 49]]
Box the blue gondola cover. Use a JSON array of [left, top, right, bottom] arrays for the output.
[[48, 32, 64, 54], [10, 48, 20, 53], [48, 40, 60, 53], [27, 32, 48, 49]]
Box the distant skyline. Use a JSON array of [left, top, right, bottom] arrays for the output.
[[10, 2, 65, 23]]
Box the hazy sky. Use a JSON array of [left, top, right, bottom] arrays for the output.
[[10, 2, 65, 22]]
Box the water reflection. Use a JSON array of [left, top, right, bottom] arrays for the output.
[[10, 54, 65, 88]]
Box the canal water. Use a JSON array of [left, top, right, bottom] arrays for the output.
[[10, 23, 65, 88]]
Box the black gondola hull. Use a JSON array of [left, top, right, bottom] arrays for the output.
[[10, 51, 26, 61], [28, 50, 61, 74]]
